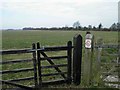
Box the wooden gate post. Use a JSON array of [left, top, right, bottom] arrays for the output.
[[67, 41, 72, 84], [32, 43, 38, 88], [73, 34, 82, 85], [83, 32, 94, 86], [37, 42, 42, 89]]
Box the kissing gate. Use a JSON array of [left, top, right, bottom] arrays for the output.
[[1, 34, 82, 90]]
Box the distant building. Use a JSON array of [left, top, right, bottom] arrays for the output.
[[118, 1, 120, 23]]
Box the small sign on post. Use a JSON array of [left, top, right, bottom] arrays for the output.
[[85, 39, 92, 49], [85, 32, 93, 49]]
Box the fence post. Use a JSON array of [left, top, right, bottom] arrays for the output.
[[67, 41, 72, 84], [37, 42, 42, 89], [95, 38, 103, 85], [73, 34, 82, 85], [32, 43, 38, 88], [118, 44, 120, 81], [96, 38, 103, 63], [83, 32, 94, 86]]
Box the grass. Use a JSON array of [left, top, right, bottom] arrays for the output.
[[1, 30, 119, 88], [2, 30, 118, 49]]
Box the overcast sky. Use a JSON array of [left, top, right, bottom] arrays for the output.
[[0, 0, 119, 29]]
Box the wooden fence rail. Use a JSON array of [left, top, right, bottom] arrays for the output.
[[0, 34, 83, 89], [88, 36, 119, 87]]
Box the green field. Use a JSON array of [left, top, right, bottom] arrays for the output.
[[1, 30, 119, 88], [2, 30, 118, 49]]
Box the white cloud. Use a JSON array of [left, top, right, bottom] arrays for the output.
[[1, 0, 119, 29]]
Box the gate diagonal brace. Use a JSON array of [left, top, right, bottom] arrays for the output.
[[40, 52, 66, 79], [1, 80, 34, 90]]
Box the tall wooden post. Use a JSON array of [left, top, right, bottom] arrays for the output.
[[67, 41, 72, 84], [83, 32, 94, 86], [32, 43, 38, 88], [73, 34, 82, 85], [37, 42, 42, 89]]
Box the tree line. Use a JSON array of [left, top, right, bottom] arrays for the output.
[[23, 21, 120, 31]]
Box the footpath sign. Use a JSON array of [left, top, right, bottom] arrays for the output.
[[85, 39, 91, 49]]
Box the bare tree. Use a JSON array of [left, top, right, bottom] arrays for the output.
[[110, 23, 117, 30], [73, 21, 81, 29], [88, 25, 92, 30], [98, 23, 102, 30]]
